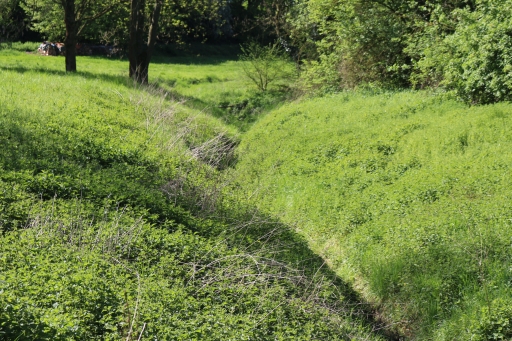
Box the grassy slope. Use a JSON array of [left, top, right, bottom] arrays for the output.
[[0, 45, 387, 340], [236, 90, 512, 340]]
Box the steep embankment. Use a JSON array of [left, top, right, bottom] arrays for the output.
[[0, 45, 389, 340], [236, 90, 512, 340]]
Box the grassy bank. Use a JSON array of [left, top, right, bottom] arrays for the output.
[[0, 46, 389, 340], [235, 90, 512, 340]]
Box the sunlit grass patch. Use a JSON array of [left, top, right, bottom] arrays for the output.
[[236, 89, 512, 339]]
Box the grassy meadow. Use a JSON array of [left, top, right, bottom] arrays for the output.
[[2, 41, 512, 340], [235, 90, 512, 340], [0, 44, 388, 340]]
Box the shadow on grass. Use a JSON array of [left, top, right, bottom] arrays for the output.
[[151, 55, 239, 65], [217, 212, 401, 340], [77, 53, 239, 65], [161, 89, 290, 132], [169, 178, 403, 341], [0, 63, 255, 131], [0, 64, 205, 112], [151, 43, 241, 65]]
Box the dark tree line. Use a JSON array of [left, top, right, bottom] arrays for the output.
[[4, 0, 512, 102]]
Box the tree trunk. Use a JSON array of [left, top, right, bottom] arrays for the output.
[[129, 0, 146, 83], [63, 0, 77, 72], [129, 0, 162, 84], [134, 50, 148, 84]]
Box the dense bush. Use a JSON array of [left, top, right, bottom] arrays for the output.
[[293, 0, 512, 102], [301, 0, 411, 90], [417, 0, 512, 104]]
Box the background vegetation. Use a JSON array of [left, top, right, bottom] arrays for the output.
[[4, 0, 512, 103]]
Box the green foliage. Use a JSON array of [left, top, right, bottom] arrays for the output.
[[150, 47, 291, 131], [295, 0, 511, 97], [416, 0, 512, 104], [0, 234, 127, 340], [20, 0, 65, 41], [157, 0, 227, 44], [469, 299, 512, 341], [20, 0, 127, 43], [300, 0, 414, 90], [0, 0, 24, 41], [227, 0, 295, 44], [20, 0, 227, 45]]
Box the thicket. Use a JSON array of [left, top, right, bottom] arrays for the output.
[[291, 0, 512, 104], [415, 0, 512, 104]]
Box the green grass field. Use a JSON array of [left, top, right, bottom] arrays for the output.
[[3, 42, 512, 340], [0, 45, 388, 340], [235, 90, 512, 340]]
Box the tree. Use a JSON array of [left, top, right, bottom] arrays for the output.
[[240, 41, 293, 91], [0, 0, 22, 41], [128, 0, 225, 84], [22, 0, 118, 71], [61, 0, 120, 71]]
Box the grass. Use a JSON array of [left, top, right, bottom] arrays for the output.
[[1, 41, 290, 132], [0, 46, 390, 340], [235, 89, 512, 339], [7, 42, 511, 340], [0, 41, 288, 132]]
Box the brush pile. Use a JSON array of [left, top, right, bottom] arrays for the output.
[[37, 42, 121, 57]]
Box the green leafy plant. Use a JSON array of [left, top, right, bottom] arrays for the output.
[[415, 1, 512, 104], [472, 299, 512, 341]]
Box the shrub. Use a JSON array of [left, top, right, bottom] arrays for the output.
[[300, 0, 414, 92], [417, 1, 512, 104], [240, 42, 294, 92]]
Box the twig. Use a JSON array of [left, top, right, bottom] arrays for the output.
[[137, 322, 147, 341], [111, 258, 142, 341]]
